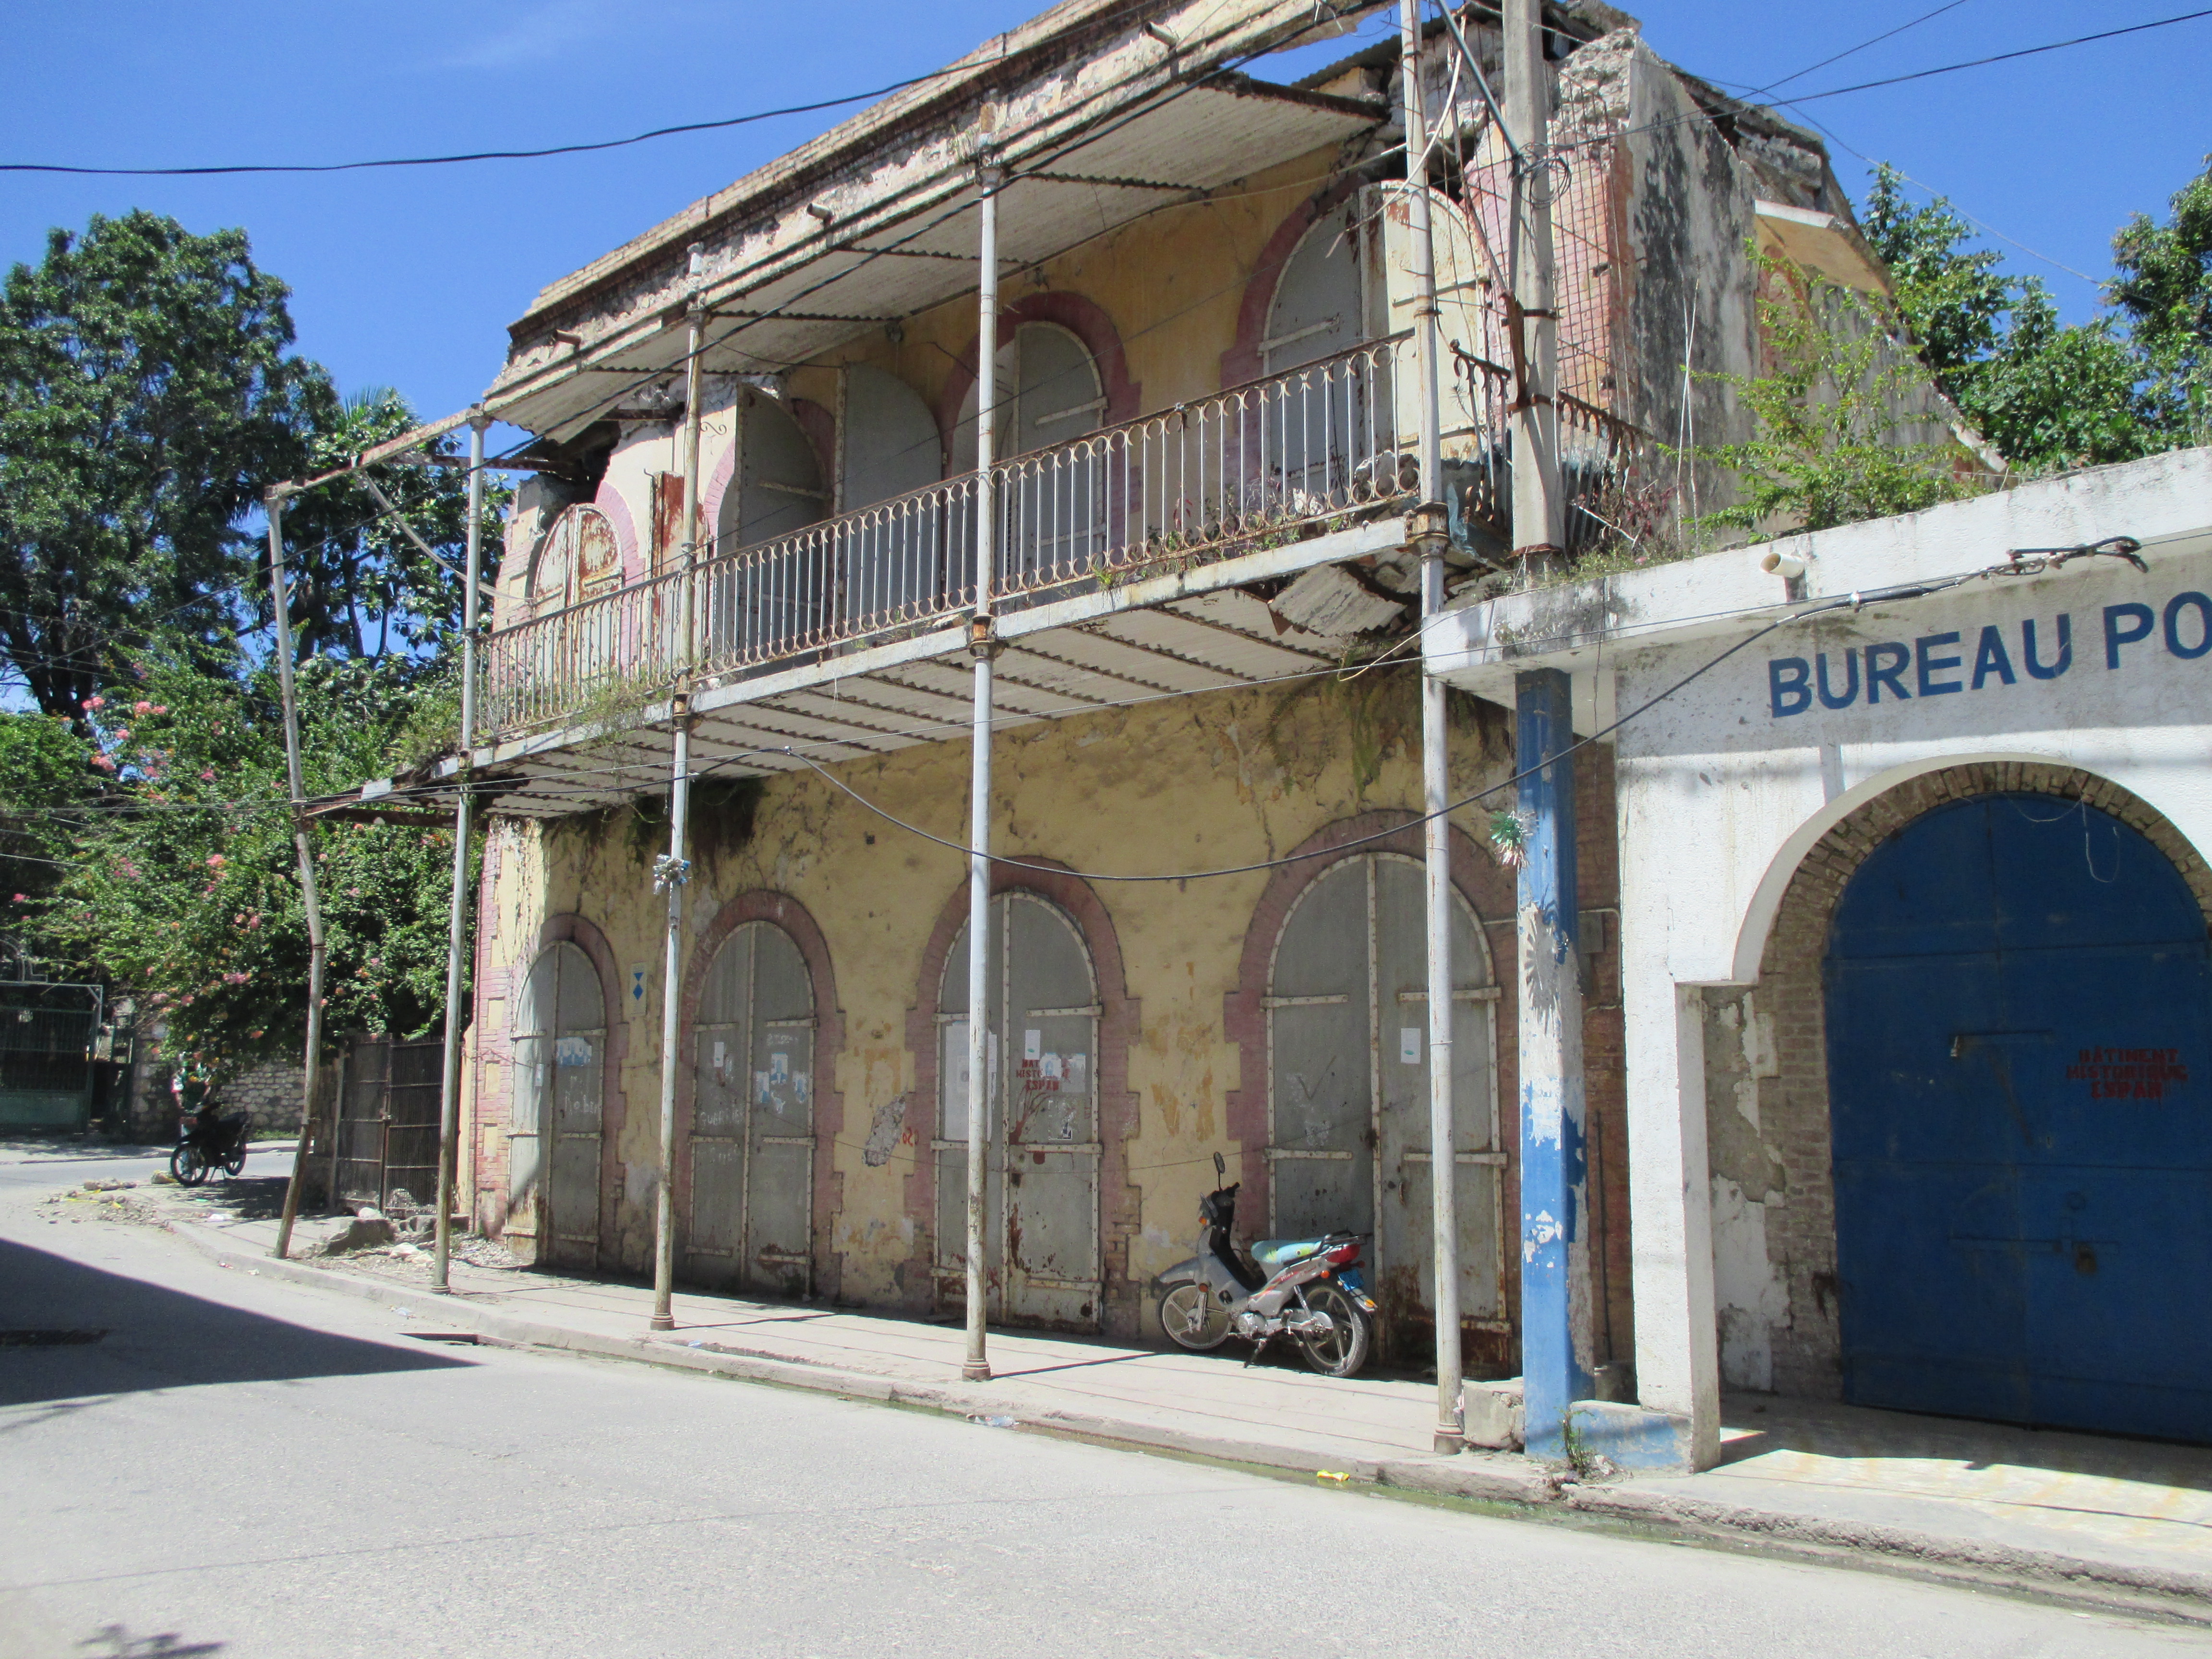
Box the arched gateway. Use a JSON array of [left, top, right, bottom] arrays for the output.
[[1823, 789, 2212, 1441]]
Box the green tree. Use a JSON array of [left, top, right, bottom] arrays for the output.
[[40, 655, 469, 1078], [1863, 157, 2212, 473], [1692, 256, 1977, 538], [0, 712, 95, 929], [2111, 156, 2212, 448], [0, 212, 326, 720], [279, 386, 505, 662]]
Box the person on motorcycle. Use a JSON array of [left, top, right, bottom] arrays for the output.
[[169, 1060, 247, 1183]]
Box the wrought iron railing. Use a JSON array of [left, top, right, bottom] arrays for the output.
[[479, 337, 1647, 737]]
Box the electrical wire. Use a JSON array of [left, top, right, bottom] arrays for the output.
[[1741, 0, 1979, 101], [0, 66, 976, 177], [1775, 9, 2212, 108], [476, 23, 1393, 473]]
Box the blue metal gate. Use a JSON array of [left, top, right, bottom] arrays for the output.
[[1825, 792, 2212, 1443]]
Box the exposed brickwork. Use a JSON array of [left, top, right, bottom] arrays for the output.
[[902, 860, 1142, 1336], [1747, 762, 2212, 1399], [670, 890, 848, 1303], [1575, 745, 1632, 1372]]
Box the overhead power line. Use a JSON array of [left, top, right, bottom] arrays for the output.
[[0, 66, 963, 177], [1782, 9, 2212, 106]]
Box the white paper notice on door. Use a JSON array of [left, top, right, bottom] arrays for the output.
[[941, 1022, 999, 1141], [1400, 1027, 1421, 1065], [1024, 1028, 1042, 1061]]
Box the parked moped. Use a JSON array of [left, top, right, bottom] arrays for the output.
[[1154, 1153, 1377, 1376]]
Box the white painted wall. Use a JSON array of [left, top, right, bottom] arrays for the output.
[[1429, 447, 2212, 1464]]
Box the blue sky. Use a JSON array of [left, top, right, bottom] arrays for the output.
[[2, 1, 2202, 430]]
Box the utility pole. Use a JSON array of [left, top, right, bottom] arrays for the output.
[[266, 488, 330, 1262], [650, 248, 708, 1333], [1400, 0, 1464, 1456], [962, 157, 1004, 1384], [1505, 0, 1563, 570], [1504, 0, 1591, 1461], [432, 413, 489, 1294]]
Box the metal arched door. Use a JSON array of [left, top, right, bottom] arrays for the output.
[[511, 942, 605, 1269], [1266, 852, 1502, 1358], [687, 922, 816, 1297], [1826, 793, 2212, 1441], [936, 892, 1101, 1331]]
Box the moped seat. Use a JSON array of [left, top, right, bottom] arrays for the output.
[[1250, 1237, 1331, 1275]]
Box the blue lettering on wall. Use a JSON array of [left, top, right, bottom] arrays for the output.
[[1915, 632, 1964, 696], [2165, 592, 2212, 660], [1770, 657, 1812, 717], [1971, 625, 2016, 689], [1762, 593, 2203, 720], [1864, 642, 1912, 703], [2104, 602, 2155, 668], [1817, 649, 1859, 709], [2023, 614, 2071, 680]]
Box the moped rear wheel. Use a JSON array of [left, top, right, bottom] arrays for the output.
[[1157, 1283, 1231, 1352], [1293, 1280, 1371, 1378]]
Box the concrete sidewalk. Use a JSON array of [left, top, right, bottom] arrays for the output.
[[47, 1173, 2212, 1624]]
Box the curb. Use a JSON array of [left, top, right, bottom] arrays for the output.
[[1564, 1484, 2212, 1624], [157, 1217, 2212, 1625]]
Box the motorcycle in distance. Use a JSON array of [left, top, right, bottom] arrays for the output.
[[1154, 1153, 1378, 1377], [170, 1098, 250, 1186]]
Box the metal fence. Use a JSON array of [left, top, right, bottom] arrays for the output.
[[480, 340, 1415, 736], [330, 1036, 444, 1213], [478, 336, 1654, 738]]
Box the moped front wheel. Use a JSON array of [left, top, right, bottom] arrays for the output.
[[1157, 1283, 1231, 1352], [169, 1143, 208, 1187], [1293, 1280, 1371, 1378]]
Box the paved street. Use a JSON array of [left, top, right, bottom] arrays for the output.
[[1, 1152, 2205, 1659]]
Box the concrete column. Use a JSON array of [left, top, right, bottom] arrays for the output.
[[1620, 838, 1723, 1467], [1515, 666, 1591, 1458]]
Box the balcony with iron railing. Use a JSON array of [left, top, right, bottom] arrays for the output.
[[480, 338, 1643, 739]]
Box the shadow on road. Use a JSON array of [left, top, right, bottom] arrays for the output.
[[0, 1237, 470, 1409]]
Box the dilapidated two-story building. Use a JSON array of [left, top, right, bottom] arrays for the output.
[[372, 0, 2009, 1464]]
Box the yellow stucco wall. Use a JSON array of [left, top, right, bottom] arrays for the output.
[[471, 671, 1513, 1323]]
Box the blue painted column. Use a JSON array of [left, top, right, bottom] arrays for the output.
[[1516, 667, 1592, 1459]]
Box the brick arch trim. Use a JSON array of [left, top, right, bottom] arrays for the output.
[[527, 912, 629, 1270], [901, 859, 1142, 1331], [1764, 761, 2212, 985], [1221, 810, 1515, 1250], [934, 292, 1142, 475], [1221, 177, 1366, 390], [1741, 759, 2212, 1400], [671, 889, 849, 1301]]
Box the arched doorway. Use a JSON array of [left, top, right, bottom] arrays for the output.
[[528, 503, 620, 613], [1825, 791, 2212, 1441], [685, 920, 817, 1297], [1266, 851, 1501, 1360], [934, 890, 1102, 1332], [953, 320, 1108, 585], [708, 387, 830, 662], [511, 940, 608, 1270]]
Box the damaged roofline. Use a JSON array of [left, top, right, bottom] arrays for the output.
[[502, 0, 1331, 351]]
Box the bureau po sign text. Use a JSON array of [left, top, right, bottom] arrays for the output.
[[1767, 594, 2212, 719]]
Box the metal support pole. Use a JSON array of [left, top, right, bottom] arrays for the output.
[[1400, 0, 1443, 505], [268, 491, 330, 1261], [1400, 0, 1463, 1454], [1515, 666, 1591, 1458], [1504, 0, 1563, 568], [432, 415, 489, 1293], [649, 266, 707, 1333], [962, 159, 1003, 1383]]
